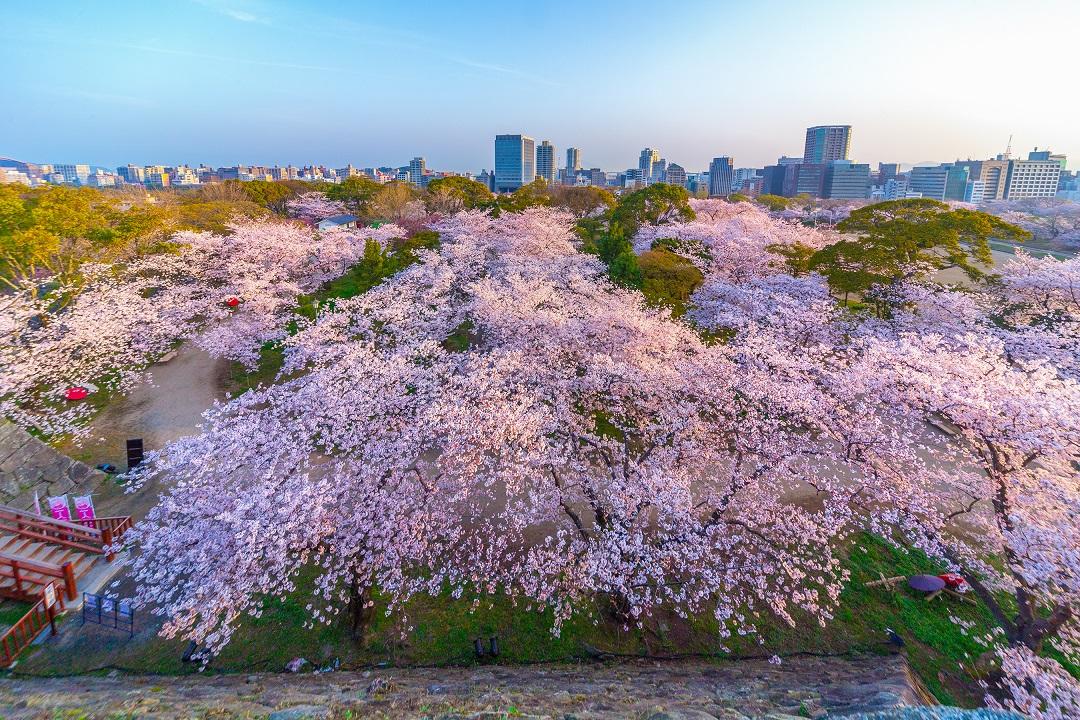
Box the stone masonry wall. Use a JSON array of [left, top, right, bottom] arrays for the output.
[[0, 421, 105, 510]]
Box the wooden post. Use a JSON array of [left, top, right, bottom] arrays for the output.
[[102, 527, 114, 562], [11, 561, 21, 596], [62, 562, 77, 601]]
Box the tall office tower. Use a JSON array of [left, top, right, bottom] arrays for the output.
[[823, 160, 871, 199], [909, 165, 951, 200], [708, 157, 734, 197], [494, 134, 536, 193], [803, 125, 852, 164], [565, 147, 581, 173], [1004, 158, 1062, 200], [639, 148, 659, 184], [408, 157, 426, 187], [652, 158, 667, 183], [665, 163, 687, 188], [536, 140, 557, 185]]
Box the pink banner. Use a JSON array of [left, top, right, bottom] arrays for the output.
[[47, 495, 71, 522], [73, 495, 95, 523]]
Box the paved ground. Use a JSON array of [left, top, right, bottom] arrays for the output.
[[0, 654, 920, 719]]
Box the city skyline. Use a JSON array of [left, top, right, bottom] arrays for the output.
[[3, 0, 1078, 172]]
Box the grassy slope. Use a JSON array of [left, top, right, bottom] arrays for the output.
[[16, 534, 1002, 707]]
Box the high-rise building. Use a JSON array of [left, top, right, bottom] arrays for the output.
[[588, 168, 606, 187], [117, 164, 146, 184], [708, 157, 734, 197], [803, 125, 852, 165], [565, 147, 581, 173], [909, 165, 951, 201], [1004, 157, 1062, 200], [761, 163, 800, 197], [964, 179, 986, 204], [883, 178, 920, 201], [639, 148, 659, 184], [664, 163, 687, 188], [794, 163, 827, 197], [944, 164, 971, 201], [823, 160, 870, 199], [954, 159, 1010, 202], [877, 163, 900, 184], [536, 140, 557, 185], [408, 157, 426, 187], [652, 158, 667, 184], [494, 134, 536, 193]]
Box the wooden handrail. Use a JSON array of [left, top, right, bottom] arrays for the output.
[[0, 552, 77, 601], [0, 506, 133, 560], [0, 585, 64, 667], [0, 506, 103, 538]]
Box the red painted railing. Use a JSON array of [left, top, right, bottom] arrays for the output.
[[0, 506, 132, 561], [0, 585, 64, 667]]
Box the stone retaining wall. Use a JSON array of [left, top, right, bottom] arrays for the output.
[[0, 421, 105, 509]]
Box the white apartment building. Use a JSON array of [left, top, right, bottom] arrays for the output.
[[1004, 160, 1061, 200]]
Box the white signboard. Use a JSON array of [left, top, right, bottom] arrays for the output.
[[43, 583, 56, 608]]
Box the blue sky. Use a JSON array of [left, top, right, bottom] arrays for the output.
[[3, 0, 1077, 172]]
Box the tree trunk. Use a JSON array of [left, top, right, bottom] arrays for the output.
[[348, 578, 373, 640]]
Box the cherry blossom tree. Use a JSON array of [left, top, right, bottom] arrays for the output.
[[286, 192, 347, 225], [651, 202, 1080, 716], [1, 219, 402, 437], [126, 207, 854, 657], [985, 200, 1080, 250]]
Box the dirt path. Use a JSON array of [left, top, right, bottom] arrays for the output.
[[59, 344, 231, 519], [0, 654, 919, 719]]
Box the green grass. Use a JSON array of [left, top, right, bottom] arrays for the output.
[[15, 533, 1013, 707], [0, 600, 34, 631]]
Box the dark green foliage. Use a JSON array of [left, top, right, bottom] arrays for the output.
[[609, 183, 695, 236], [638, 248, 705, 316]]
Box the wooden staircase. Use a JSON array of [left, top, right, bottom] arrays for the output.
[[0, 506, 133, 604]]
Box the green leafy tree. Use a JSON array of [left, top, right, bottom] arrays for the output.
[[549, 185, 616, 218], [756, 194, 791, 212], [811, 198, 1030, 313], [234, 179, 294, 213], [326, 176, 382, 216], [610, 183, 694, 235], [496, 178, 552, 213], [638, 248, 704, 316], [425, 176, 494, 211]]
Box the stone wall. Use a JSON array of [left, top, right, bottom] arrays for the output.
[[0, 421, 105, 509]]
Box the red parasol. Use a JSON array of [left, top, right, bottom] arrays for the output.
[[938, 573, 970, 591], [65, 386, 89, 401], [225, 297, 241, 308]]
